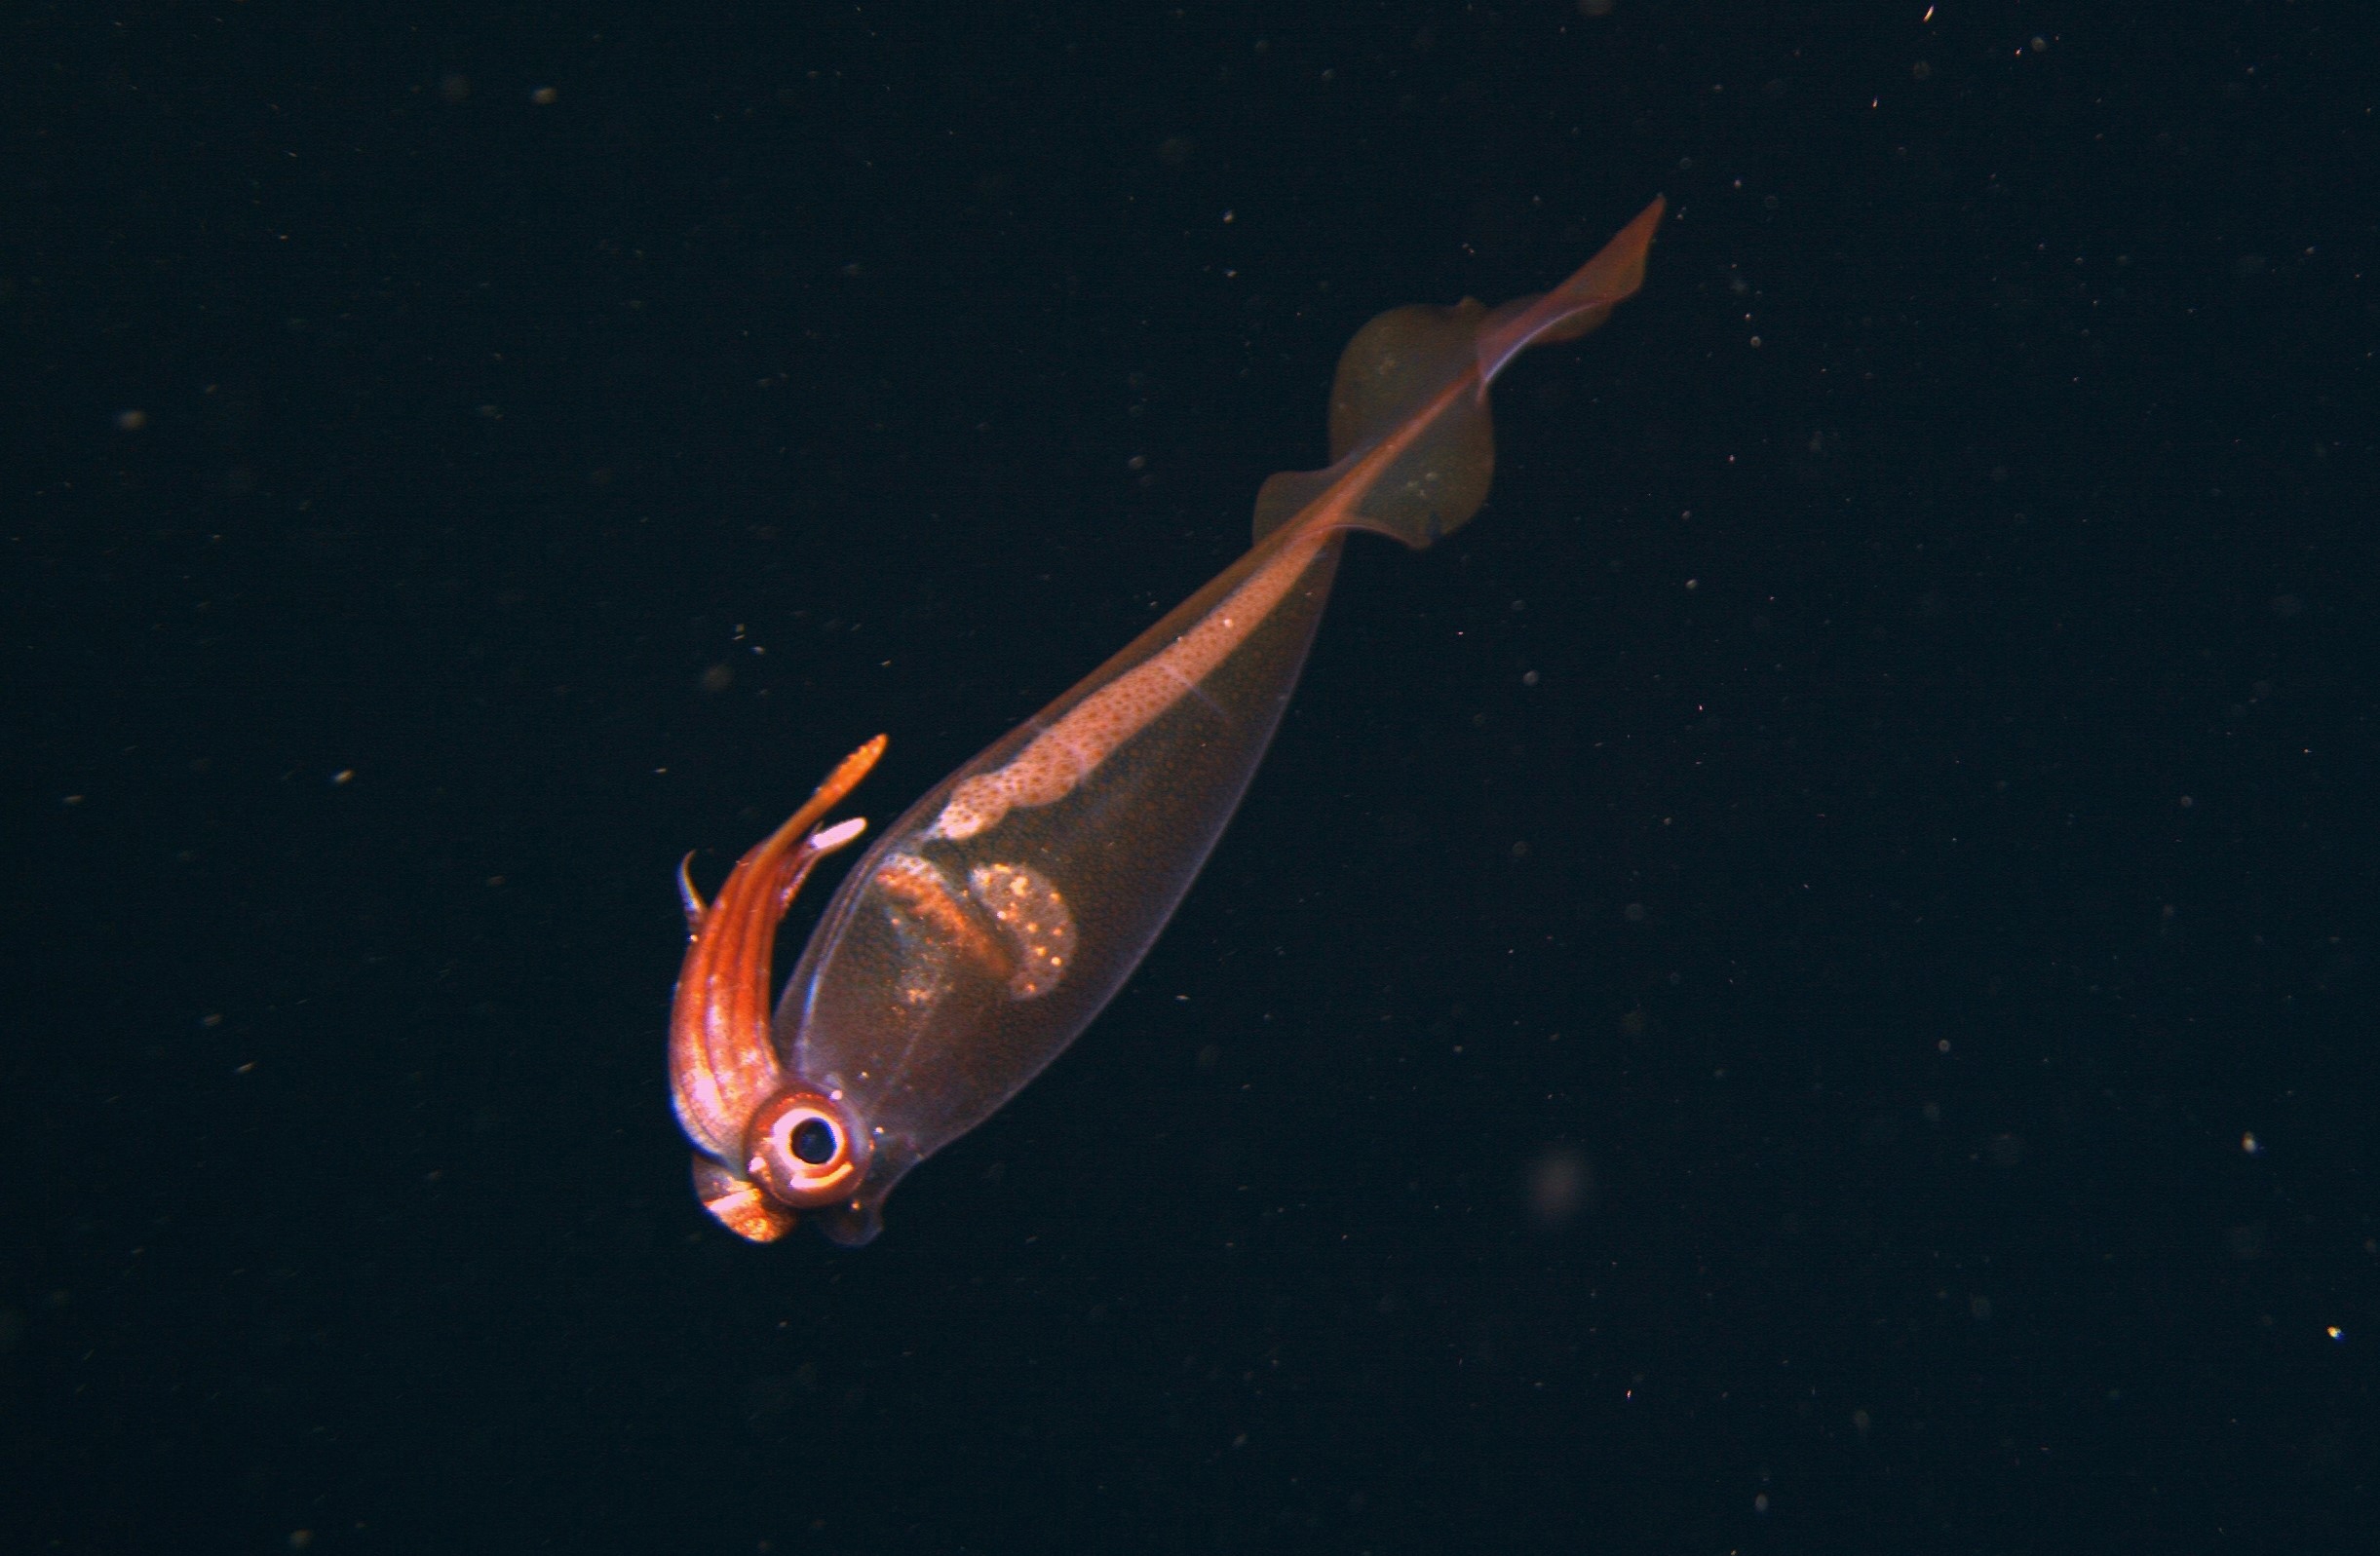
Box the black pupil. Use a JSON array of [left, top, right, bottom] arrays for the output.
[[789, 1118, 838, 1165]]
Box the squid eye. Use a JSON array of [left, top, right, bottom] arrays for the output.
[[744, 1088, 870, 1208], [791, 1117, 837, 1164]]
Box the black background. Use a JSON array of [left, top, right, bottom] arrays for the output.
[[5, 2, 2374, 1550]]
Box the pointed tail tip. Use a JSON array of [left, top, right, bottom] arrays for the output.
[[1473, 195, 1667, 391], [1558, 193, 1666, 311]]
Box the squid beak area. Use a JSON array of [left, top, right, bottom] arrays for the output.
[[691, 1154, 798, 1243]]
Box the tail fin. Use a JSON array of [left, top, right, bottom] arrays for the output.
[[1252, 196, 1663, 550]]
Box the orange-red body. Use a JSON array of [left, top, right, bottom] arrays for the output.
[[670, 199, 1664, 1244]]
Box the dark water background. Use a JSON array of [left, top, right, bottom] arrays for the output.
[[5, 2, 2373, 1549]]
